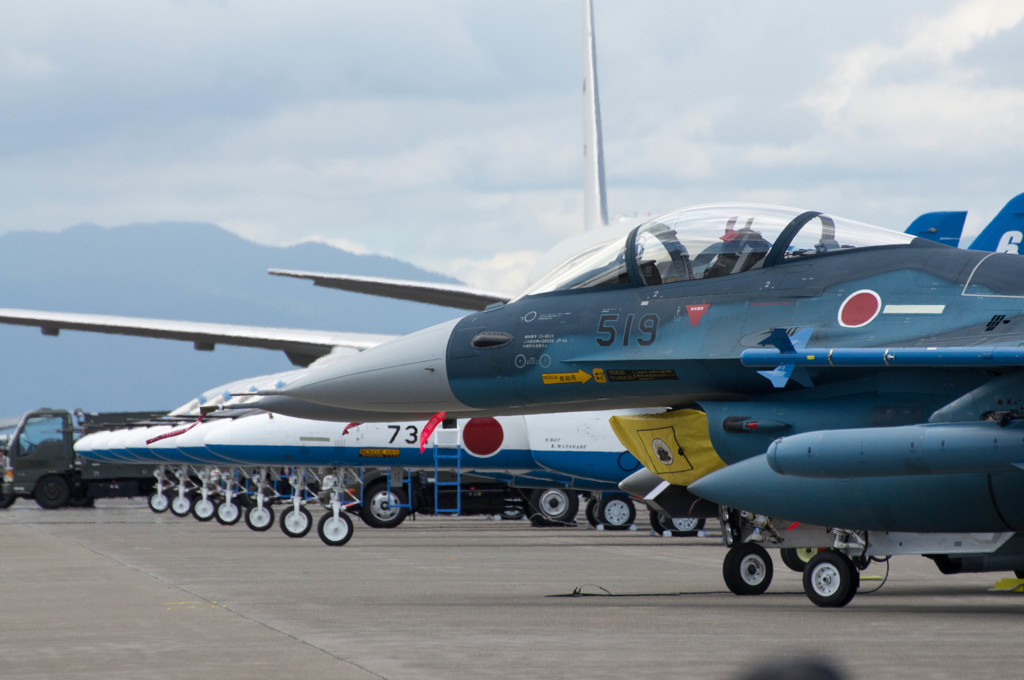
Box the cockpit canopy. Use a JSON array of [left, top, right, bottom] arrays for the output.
[[517, 203, 917, 297]]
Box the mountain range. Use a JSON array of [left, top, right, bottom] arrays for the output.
[[0, 222, 464, 418]]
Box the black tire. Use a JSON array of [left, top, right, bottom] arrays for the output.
[[585, 498, 599, 528], [244, 504, 275, 532], [780, 547, 817, 573], [597, 494, 636, 530], [1015, 568, 1024, 579], [68, 495, 95, 508], [34, 475, 71, 509], [169, 494, 194, 518], [723, 543, 774, 595], [650, 512, 704, 537], [279, 505, 313, 538], [0, 492, 15, 509], [317, 512, 354, 547], [803, 551, 859, 608], [359, 481, 409, 529], [529, 488, 579, 525], [148, 493, 170, 513], [215, 499, 241, 526], [191, 497, 217, 522]]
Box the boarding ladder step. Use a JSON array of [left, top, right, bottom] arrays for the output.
[[433, 425, 461, 514]]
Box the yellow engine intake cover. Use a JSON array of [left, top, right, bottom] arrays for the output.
[[609, 409, 726, 486]]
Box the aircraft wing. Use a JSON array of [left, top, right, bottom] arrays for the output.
[[268, 269, 510, 311], [0, 308, 394, 367]]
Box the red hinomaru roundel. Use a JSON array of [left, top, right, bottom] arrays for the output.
[[462, 417, 504, 457], [838, 289, 881, 328]]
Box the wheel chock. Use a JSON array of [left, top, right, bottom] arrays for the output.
[[990, 578, 1024, 592]]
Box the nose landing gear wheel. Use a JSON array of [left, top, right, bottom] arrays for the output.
[[215, 499, 241, 525], [317, 512, 354, 547], [148, 493, 169, 513], [191, 497, 216, 522], [245, 504, 275, 532], [529, 488, 579, 525], [280, 505, 313, 538], [803, 551, 859, 607], [723, 543, 774, 595], [170, 495, 194, 518]]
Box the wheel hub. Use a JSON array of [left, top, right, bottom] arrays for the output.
[[740, 555, 767, 586], [811, 563, 841, 597]]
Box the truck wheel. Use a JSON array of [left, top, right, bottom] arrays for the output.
[[317, 512, 354, 547], [34, 475, 71, 509], [279, 505, 313, 538], [148, 493, 170, 513], [596, 494, 636, 530], [0, 492, 16, 509], [359, 481, 409, 528]]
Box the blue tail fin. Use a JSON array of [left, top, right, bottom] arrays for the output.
[[904, 211, 966, 247], [967, 193, 1024, 253]]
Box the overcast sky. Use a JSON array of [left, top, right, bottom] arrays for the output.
[[2, 0, 1023, 293]]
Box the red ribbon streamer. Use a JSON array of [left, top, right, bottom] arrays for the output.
[[146, 415, 206, 445], [419, 411, 447, 453]]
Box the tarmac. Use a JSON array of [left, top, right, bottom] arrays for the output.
[[2, 499, 1023, 680]]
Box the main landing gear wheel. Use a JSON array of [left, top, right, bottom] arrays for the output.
[[215, 499, 241, 525], [596, 495, 635, 530], [803, 551, 860, 608], [280, 505, 313, 538], [585, 498, 599, 528], [359, 482, 409, 529], [191, 497, 216, 522], [650, 512, 705, 537], [723, 543, 774, 595], [170, 495, 194, 518], [530, 488, 579, 525], [780, 547, 818, 573], [34, 475, 71, 509], [245, 504, 275, 532], [317, 512, 354, 547], [148, 493, 170, 513]]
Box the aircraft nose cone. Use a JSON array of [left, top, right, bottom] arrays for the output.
[[278, 319, 472, 418]]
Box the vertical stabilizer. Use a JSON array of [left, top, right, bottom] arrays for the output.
[[967, 193, 1024, 253], [583, 0, 608, 230]]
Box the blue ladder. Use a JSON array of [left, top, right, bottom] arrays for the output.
[[433, 426, 461, 514]]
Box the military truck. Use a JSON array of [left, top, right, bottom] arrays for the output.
[[0, 408, 159, 509]]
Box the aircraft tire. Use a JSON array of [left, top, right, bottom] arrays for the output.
[[280, 505, 313, 538], [148, 493, 169, 513], [722, 543, 773, 596], [650, 512, 704, 537], [34, 475, 71, 510], [169, 494, 194, 518], [597, 494, 635, 530], [244, 504, 275, 532], [191, 497, 217, 522], [585, 498, 599, 528], [529, 488, 579, 525], [215, 499, 241, 525], [780, 547, 817, 573], [359, 481, 408, 529], [803, 551, 859, 608], [317, 512, 354, 547]]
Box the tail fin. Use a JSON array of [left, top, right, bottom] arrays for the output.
[[582, 0, 608, 230], [904, 211, 966, 246], [967, 193, 1024, 253]]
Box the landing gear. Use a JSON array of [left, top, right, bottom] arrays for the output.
[[650, 512, 705, 537], [169, 494, 194, 517], [529, 488, 579, 525], [215, 499, 241, 525], [780, 547, 817, 573], [148, 492, 169, 513], [594, 494, 635, 530], [803, 551, 860, 608], [723, 543, 773, 595], [280, 505, 313, 538], [245, 504, 275, 532], [317, 512, 353, 547], [359, 479, 409, 529], [191, 496, 216, 522]]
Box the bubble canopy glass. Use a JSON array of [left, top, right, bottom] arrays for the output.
[[517, 203, 917, 297]]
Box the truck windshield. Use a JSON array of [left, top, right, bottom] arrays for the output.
[[18, 416, 64, 457]]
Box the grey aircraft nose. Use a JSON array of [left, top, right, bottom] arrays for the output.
[[275, 319, 474, 419]]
